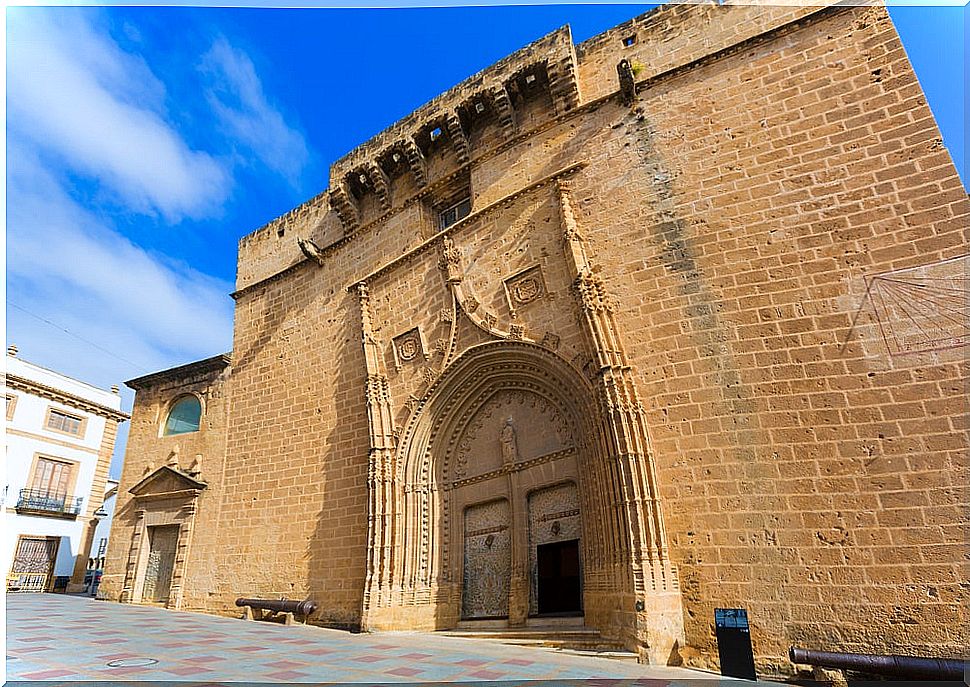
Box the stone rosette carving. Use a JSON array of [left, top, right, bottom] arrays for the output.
[[504, 265, 546, 310]]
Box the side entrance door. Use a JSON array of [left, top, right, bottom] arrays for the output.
[[142, 525, 179, 603]]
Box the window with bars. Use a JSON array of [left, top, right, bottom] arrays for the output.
[[439, 197, 471, 230], [46, 408, 84, 436]]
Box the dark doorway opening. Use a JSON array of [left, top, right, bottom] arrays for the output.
[[536, 539, 582, 615]]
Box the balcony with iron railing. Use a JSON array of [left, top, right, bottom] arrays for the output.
[[16, 489, 83, 518]]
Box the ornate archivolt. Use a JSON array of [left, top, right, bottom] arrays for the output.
[[440, 236, 533, 344], [389, 342, 600, 605]]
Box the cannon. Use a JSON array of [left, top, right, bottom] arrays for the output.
[[789, 646, 965, 681], [235, 597, 318, 625]]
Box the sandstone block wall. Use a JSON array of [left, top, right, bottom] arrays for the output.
[[100, 359, 231, 610], [104, 1, 967, 677]]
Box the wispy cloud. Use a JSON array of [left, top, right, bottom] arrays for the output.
[[7, 9, 231, 221], [6, 143, 235, 379], [5, 144, 235, 479], [6, 9, 313, 477], [200, 36, 310, 187]]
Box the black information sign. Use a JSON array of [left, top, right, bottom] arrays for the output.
[[715, 607, 757, 681]]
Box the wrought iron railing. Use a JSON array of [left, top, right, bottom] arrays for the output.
[[7, 572, 49, 593], [16, 489, 83, 517]]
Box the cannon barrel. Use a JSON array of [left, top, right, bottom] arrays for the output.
[[235, 597, 318, 616], [790, 646, 965, 681]]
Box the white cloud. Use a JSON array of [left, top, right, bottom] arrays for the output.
[[7, 9, 231, 221], [200, 36, 310, 186], [5, 142, 235, 396]]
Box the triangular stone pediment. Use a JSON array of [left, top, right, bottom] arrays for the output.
[[129, 465, 207, 497]]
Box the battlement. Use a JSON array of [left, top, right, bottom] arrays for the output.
[[236, 0, 834, 293]]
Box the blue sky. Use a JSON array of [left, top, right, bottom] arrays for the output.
[[5, 3, 966, 477]]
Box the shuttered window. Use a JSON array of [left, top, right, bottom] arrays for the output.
[[31, 458, 72, 497], [47, 409, 83, 436]]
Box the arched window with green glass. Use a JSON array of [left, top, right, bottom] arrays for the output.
[[163, 395, 202, 436]]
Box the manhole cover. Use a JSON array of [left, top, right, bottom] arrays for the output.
[[106, 658, 159, 668]]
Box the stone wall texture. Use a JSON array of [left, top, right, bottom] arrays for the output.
[[104, 1, 968, 679]]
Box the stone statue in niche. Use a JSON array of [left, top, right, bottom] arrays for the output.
[[501, 417, 518, 466]]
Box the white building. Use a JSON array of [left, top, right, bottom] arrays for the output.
[[3, 345, 128, 593]]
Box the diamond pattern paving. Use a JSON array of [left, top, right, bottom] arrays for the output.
[[5, 594, 750, 683]]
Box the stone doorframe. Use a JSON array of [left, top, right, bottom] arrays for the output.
[[118, 466, 206, 610]]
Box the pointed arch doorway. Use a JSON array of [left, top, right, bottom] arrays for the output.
[[363, 341, 624, 631]]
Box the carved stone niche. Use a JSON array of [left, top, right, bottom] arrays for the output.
[[392, 327, 428, 369], [504, 265, 546, 311]]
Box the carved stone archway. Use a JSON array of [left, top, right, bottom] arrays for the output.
[[361, 342, 675, 651]]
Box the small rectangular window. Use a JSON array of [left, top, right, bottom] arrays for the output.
[[46, 408, 84, 436], [439, 197, 472, 230], [5, 394, 16, 421], [622, 34, 637, 47]]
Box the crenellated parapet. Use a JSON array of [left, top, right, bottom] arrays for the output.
[[236, 1, 839, 293], [321, 25, 580, 234]]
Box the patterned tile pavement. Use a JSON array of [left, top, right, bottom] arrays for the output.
[[5, 594, 756, 684]]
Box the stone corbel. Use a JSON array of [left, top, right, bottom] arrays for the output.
[[444, 112, 469, 164], [547, 56, 581, 115], [368, 162, 392, 212], [402, 137, 428, 188], [492, 84, 516, 140], [330, 181, 360, 234]]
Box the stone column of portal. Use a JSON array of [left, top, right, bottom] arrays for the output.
[[558, 179, 684, 664], [119, 509, 146, 603], [506, 432, 528, 627], [356, 282, 399, 625]]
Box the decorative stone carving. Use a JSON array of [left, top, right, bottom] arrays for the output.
[[297, 237, 325, 265], [540, 332, 561, 350], [393, 328, 426, 367], [500, 418, 518, 466], [617, 59, 637, 106], [439, 236, 462, 283], [449, 387, 572, 482], [504, 265, 546, 309]]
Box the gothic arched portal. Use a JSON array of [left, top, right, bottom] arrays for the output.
[[362, 341, 646, 642]]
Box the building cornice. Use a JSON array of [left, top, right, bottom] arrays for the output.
[[3, 428, 101, 455], [4, 375, 129, 422], [125, 353, 232, 391]]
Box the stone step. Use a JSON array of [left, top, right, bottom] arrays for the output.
[[442, 627, 628, 653]]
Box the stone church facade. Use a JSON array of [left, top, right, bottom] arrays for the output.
[[101, 1, 968, 676]]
